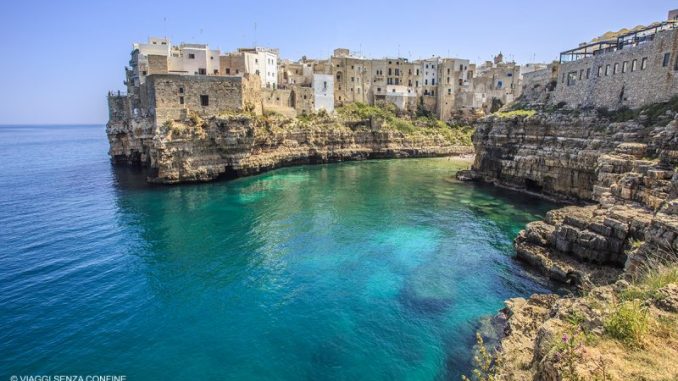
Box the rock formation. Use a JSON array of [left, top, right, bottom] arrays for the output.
[[107, 113, 472, 183], [464, 105, 678, 380]]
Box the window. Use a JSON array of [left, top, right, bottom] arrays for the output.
[[188, 53, 195, 59], [351, 77, 355, 82], [459, 64, 463, 71], [448, 88, 452, 95], [198, 68, 206, 75], [142, 71, 147, 76], [507, 73, 513, 77], [431, 79, 435, 85], [662, 52, 670, 67], [447, 77, 450, 84], [431, 90, 434, 96], [567, 71, 577, 86], [622, 61, 628, 73], [214, 69, 219, 74], [605, 65, 610, 76], [415, 80, 419, 87], [255, 59, 258, 64], [597, 65, 603, 77], [641, 57, 647, 70], [388, 68, 392, 75], [579, 69, 584, 80], [425, 79, 428, 85], [416, 69, 420, 75], [613, 63, 619, 74], [226, 68, 231, 74], [586, 68, 590, 79], [200, 95, 209, 106], [179, 96, 184, 105], [179, 87, 184, 93], [496, 80, 503, 89], [631, 60, 637, 71], [323, 81, 327, 90], [377, 87, 381, 92]]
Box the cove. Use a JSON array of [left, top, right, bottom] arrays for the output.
[[0, 126, 558, 381]]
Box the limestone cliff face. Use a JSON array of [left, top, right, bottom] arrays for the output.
[[468, 110, 678, 380], [470, 111, 677, 285], [107, 114, 472, 184]]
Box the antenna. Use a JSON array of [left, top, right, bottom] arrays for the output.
[[254, 22, 257, 47]]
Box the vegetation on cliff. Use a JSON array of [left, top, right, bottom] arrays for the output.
[[336, 102, 474, 145], [467, 263, 678, 381]]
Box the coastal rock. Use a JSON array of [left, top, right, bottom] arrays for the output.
[[107, 114, 473, 183], [472, 111, 677, 287]]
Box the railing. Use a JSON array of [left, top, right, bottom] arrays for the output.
[[108, 91, 127, 97]]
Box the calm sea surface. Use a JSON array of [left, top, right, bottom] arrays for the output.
[[0, 125, 558, 380]]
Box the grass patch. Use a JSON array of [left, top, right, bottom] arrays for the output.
[[621, 265, 678, 301], [494, 109, 537, 119], [604, 300, 649, 345]]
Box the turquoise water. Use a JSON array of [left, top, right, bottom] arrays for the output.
[[0, 125, 557, 380]]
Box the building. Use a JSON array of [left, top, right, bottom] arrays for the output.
[[471, 53, 521, 113], [220, 47, 279, 89], [313, 74, 335, 113], [553, 14, 678, 109]]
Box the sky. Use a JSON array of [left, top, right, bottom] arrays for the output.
[[0, 0, 674, 124]]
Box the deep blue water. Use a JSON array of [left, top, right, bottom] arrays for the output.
[[0, 125, 557, 380]]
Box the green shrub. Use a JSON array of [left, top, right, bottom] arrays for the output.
[[604, 300, 649, 345]]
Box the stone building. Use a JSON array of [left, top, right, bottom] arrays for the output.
[[471, 53, 522, 113], [519, 63, 560, 105], [553, 18, 678, 110], [219, 47, 279, 89], [110, 72, 261, 127], [331, 48, 373, 106]]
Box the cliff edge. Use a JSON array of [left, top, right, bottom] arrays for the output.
[[464, 100, 678, 380], [107, 106, 473, 184]]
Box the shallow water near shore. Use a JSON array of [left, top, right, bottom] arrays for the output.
[[0, 125, 558, 380]]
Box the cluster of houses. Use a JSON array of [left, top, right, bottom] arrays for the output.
[[112, 9, 677, 125], [121, 37, 534, 121]]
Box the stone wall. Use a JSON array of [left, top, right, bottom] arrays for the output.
[[146, 74, 244, 124], [519, 64, 559, 105], [553, 28, 678, 110], [147, 54, 168, 75]]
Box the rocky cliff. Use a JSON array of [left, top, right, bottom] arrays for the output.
[[107, 112, 473, 184], [464, 103, 678, 380]]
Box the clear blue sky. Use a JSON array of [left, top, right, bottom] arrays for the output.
[[0, 0, 673, 124]]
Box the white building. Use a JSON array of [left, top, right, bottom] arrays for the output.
[[131, 37, 220, 84], [385, 85, 417, 110], [238, 47, 279, 88], [420, 58, 441, 88], [312, 74, 334, 113]]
